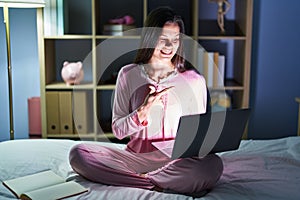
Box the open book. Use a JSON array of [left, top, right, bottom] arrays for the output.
[[2, 170, 88, 200]]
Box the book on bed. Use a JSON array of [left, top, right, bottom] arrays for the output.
[[2, 170, 88, 200]]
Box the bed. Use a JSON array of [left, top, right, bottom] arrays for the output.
[[1, 136, 300, 200]]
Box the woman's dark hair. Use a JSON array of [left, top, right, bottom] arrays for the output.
[[134, 7, 186, 71]]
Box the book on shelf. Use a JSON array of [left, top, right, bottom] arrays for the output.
[[198, 48, 225, 88], [43, 0, 50, 36], [197, 47, 205, 75], [203, 51, 214, 88], [213, 52, 219, 88], [213, 52, 226, 87], [2, 170, 88, 200], [44, 0, 69, 36], [43, 0, 57, 36], [103, 24, 135, 32], [217, 55, 225, 87], [56, 0, 69, 35], [103, 24, 137, 36]]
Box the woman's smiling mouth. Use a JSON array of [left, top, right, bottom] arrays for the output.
[[161, 49, 173, 55]]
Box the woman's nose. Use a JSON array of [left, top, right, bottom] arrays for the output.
[[165, 40, 172, 47]]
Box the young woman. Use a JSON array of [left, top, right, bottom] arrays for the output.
[[69, 7, 223, 196]]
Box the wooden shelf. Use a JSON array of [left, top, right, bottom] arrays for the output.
[[44, 35, 93, 39], [38, 0, 253, 140], [198, 36, 246, 40], [224, 79, 244, 90], [198, 20, 245, 37], [95, 35, 140, 40], [46, 82, 94, 90], [97, 84, 116, 90], [210, 86, 244, 91]]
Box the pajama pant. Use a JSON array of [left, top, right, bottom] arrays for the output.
[[69, 143, 223, 194]]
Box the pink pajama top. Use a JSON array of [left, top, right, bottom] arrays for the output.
[[112, 64, 207, 154]]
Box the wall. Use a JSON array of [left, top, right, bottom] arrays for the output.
[[249, 0, 300, 139], [0, 8, 40, 141]]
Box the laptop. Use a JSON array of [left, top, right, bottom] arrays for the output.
[[152, 108, 251, 160]]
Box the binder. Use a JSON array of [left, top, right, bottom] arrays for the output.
[[73, 91, 88, 134], [59, 92, 73, 134], [46, 92, 60, 134]]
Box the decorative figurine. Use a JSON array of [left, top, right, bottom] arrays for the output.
[[61, 61, 84, 86], [208, 0, 231, 34]]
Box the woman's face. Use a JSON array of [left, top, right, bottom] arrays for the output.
[[150, 23, 180, 66]]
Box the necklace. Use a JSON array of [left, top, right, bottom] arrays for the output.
[[143, 64, 177, 83]]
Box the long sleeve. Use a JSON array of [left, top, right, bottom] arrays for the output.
[[111, 67, 145, 139]]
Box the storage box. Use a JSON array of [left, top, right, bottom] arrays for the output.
[[28, 97, 41, 136]]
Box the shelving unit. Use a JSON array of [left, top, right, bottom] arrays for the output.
[[37, 0, 253, 141]]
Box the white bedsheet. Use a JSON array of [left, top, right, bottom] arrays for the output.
[[0, 136, 300, 200]]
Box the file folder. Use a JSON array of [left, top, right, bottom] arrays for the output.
[[46, 92, 60, 134], [59, 92, 73, 134], [73, 91, 88, 134]]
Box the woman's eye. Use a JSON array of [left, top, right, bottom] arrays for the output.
[[159, 38, 179, 46]]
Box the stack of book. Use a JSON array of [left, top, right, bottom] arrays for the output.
[[102, 24, 136, 36], [198, 47, 225, 88]]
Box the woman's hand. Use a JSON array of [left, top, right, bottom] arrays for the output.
[[137, 85, 174, 124]]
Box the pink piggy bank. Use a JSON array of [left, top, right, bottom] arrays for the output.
[[61, 61, 84, 86]]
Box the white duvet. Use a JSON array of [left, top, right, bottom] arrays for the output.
[[0, 136, 300, 200]]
